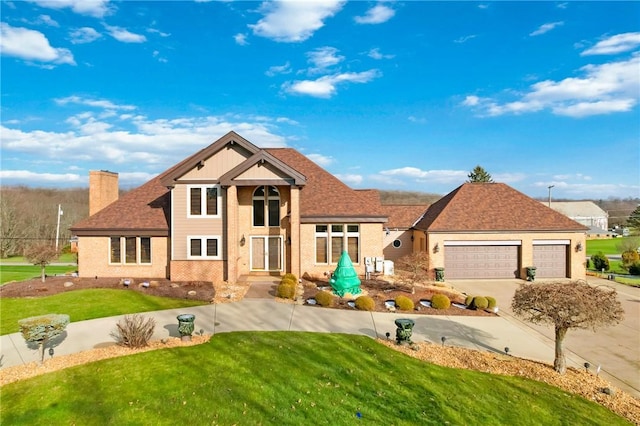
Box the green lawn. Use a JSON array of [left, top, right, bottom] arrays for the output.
[[1, 252, 77, 264], [0, 289, 207, 335], [0, 332, 630, 425], [0, 265, 77, 284], [586, 237, 638, 256]]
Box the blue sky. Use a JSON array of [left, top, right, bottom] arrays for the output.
[[1, 1, 639, 200]]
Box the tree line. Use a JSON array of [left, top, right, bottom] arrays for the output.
[[1, 184, 638, 258]]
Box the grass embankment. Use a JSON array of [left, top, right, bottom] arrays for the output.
[[0, 332, 630, 425], [0, 289, 207, 335], [586, 238, 640, 286]]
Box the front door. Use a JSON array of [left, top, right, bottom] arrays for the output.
[[250, 236, 283, 272]]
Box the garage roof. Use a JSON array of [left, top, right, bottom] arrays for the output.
[[414, 183, 589, 232]]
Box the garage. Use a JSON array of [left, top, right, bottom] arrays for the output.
[[444, 243, 519, 279], [533, 242, 568, 278]]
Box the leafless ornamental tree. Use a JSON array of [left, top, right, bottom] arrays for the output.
[[24, 243, 60, 283], [511, 280, 624, 374]]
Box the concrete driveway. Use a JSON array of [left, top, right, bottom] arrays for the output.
[[447, 277, 640, 398]]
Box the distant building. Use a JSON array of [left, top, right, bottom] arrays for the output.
[[544, 201, 608, 234]]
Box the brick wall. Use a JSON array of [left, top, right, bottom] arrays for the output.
[[170, 260, 224, 282]]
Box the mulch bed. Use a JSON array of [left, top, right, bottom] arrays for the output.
[[0, 276, 216, 302]]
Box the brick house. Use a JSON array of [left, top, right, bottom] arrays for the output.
[[71, 131, 587, 283]]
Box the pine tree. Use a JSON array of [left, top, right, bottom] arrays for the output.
[[627, 205, 640, 232], [467, 165, 494, 183]]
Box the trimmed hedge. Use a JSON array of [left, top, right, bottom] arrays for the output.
[[431, 294, 451, 309], [315, 290, 334, 307], [354, 295, 375, 311], [394, 295, 414, 311]]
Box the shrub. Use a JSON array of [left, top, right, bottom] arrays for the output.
[[431, 293, 451, 309], [585, 258, 591, 269], [486, 296, 497, 309], [464, 295, 474, 306], [314, 290, 334, 307], [394, 295, 414, 311], [629, 262, 640, 275], [621, 250, 640, 268], [277, 282, 296, 299], [354, 295, 375, 311], [283, 273, 298, 282], [112, 314, 155, 348], [19, 313, 70, 363], [472, 296, 489, 310], [280, 277, 297, 287], [591, 252, 610, 271]]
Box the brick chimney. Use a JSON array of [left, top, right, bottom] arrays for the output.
[[89, 170, 119, 216]]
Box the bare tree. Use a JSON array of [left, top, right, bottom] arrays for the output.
[[395, 252, 431, 290], [511, 280, 624, 374], [24, 243, 60, 283]]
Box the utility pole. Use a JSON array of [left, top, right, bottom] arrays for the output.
[[55, 204, 63, 250], [547, 185, 554, 208]]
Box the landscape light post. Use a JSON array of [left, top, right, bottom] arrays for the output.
[[547, 185, 554, 207]]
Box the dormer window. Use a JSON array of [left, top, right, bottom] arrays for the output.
[[253, 186, 280, 227]]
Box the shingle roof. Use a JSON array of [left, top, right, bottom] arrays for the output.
[[266, 148, 386, 221], [70, 175, 171, 235], [381, 204, 429, 229], [72, 134, 388, 235], [414, 183, 588, 232]]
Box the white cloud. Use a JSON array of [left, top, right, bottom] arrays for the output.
[[462, 54, 640, 117], [354, 3, 395, 24], [0, 23, 75, 65], [477, 4, 489, 9], [379, 167, 467, 184], [152, 50, 168, 63], [234, 33, 248, 45], [31, 14, 59, 27], [55, 95, 136, 111], [27, 0, 113, 18], [533, 181, 639, 198], [0, 170, 83, 183], [581, 32, 640, 56], [104, 25, 146, 43], [454, 35, 476, 44], [367, 47, 394, 60], [335, 173, 363, 186], [307, 46, 343, 71], [557, 2, 568, 9], [147, 28, 170, 38], [306, 153, 334, 167], [530, 21, 563, 37], [266, 62, 291, 77], [1, 109, 292, 185], [407, 116, 426, 124], [69, 27, 102, 44], [249, 0, 345, 42], [283, 69, 381, 98]]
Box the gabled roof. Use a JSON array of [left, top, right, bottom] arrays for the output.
[[414, 183, 588, 232], [219, 150, 306, 186], [544, 201, 608, 218], [267, 148, 387, 222], [381, 204, 430, 229], [160, 131, 258, 187], [72, 132, 388, 234]]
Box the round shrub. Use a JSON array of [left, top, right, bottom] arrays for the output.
[[276, 282, 296, 299], [431, 293, 451, 309], [485, 296, 497, 310], [591, 252, 610, 271], [464, 295, 474, 306], [394, 295, 414, 311], [472, 296, 488, 310], [280, 277, 297, 287], [354, 295, 375, 311], [314, 290, 334, 307], [283, 273, 298, 282]]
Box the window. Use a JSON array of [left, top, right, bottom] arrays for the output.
[[188, 185, 220, 217], [188, 236, 221, 259], [109, 237, 151, 264], [392, 239, 402, 248], [253, 186, 280, 227], [315, 224, 359, 264]]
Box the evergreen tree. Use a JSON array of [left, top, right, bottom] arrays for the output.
[[627, 205, 640, 232], [467, 165, 494, 183]]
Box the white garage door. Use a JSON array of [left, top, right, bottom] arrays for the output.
[[533, 245, 567, 278], [444, 245, 519, 279]]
